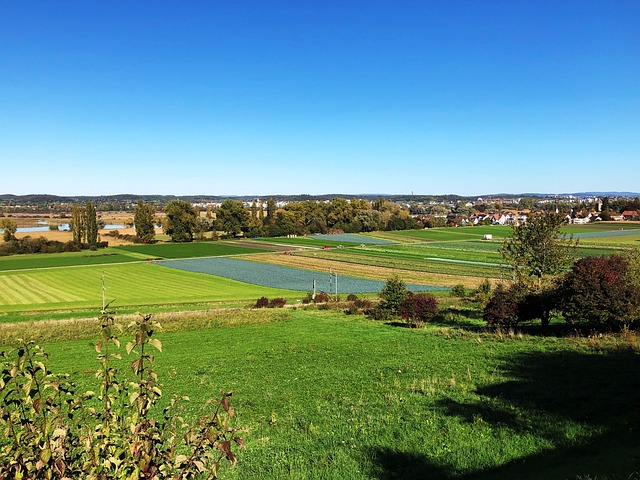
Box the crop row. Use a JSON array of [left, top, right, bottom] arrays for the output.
[[157, 257, 448, 293]]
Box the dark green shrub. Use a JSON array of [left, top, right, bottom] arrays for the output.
[[378, 276, 408, 316], [474, 278, 492, 307], [450, 284, 466, 297]]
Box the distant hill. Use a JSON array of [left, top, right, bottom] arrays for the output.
[[1, 191, 638, 210]]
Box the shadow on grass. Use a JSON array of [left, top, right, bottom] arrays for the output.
[[432, 306, 599, 338], [366, 349, 640, 479]]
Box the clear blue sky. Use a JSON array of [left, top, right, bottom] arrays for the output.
[[1, 1, 638, 197]]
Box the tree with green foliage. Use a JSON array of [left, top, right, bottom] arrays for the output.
[[265, 198, 276, 222], [84, 201, 99, 247], [70, 204, 85, 245], [273, 211, 297, 236], [0, 218, 17, 242], [216, 199, 250, 237], [378, 276, 409, 316], [163, 200, 198, 242], [326, 197, 354, 230], [500, 213, 577, 287], [134, 200, 156, 243]]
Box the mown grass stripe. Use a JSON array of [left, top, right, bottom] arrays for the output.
[[3, 275, 52, 304], [0, 263, 300, 313]]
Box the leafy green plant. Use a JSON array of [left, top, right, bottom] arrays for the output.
[[450, 284, 466, 297], [0, 307, 244, 479], [378, 276, 408, 316], [473, 278, 492, 307]]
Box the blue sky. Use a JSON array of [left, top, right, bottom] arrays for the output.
[[1, 1, 638, 197]]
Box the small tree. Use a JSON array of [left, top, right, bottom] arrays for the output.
[[473, 278, 492, 307], [400, 292, 439, 328], [501, 213, 577, 287], [216, 199, 250, 237], [70, 204, 85, 245], [378, 276, 409, 316], [84, 201, 99, 247], [450, 284, 466, 297], [134, 200, 156, 243], [0, 218, 17, 242]]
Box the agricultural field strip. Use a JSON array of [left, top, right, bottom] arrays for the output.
[[0, 273, 83, 305], [157, 257, 449, 292], [115, 242, 270, 259], [308, 233, 395, 244], [239, 253, 484, 288], [423, 257, 508, 267], [342, 242, 506, 265], [570, 229, 640, 239], [293, 249, 504, 280]]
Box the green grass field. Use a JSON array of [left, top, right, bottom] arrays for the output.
[[382, 225, 513, 242], [0, 225, 637, 319], [252, 236, 362, 248], [16, 309, 639, 480], [116, 241, 272, 259], [0, 248, 143, 271], [0, 262, 301, 317]]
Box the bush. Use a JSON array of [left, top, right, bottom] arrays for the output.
[[474, 278, 492, 307], [450, 284, 466, 297], [344, 295, 372, 315], [0, 310, 243, 479], [0, 236, 108, 256], [483, 282, 527, 328], [255, 296, 270, 308], [314, 291, 330, 303], [367, 305, 395, 321], [560, 255, 640, 330], [400, 292, 439, 328], [268, 297, 287, 308]]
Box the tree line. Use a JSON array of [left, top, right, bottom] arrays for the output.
[[157, 197, 422, 242]]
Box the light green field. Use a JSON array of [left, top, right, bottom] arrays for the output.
[[0, 263, 301, 315], [382, 225, 513, 242]]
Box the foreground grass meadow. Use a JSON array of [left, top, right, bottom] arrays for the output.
[[1, 224, 639, 478], [3, 309, 638, 479]]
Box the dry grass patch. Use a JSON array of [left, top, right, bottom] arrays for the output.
[[0, 307, 292, 345]]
